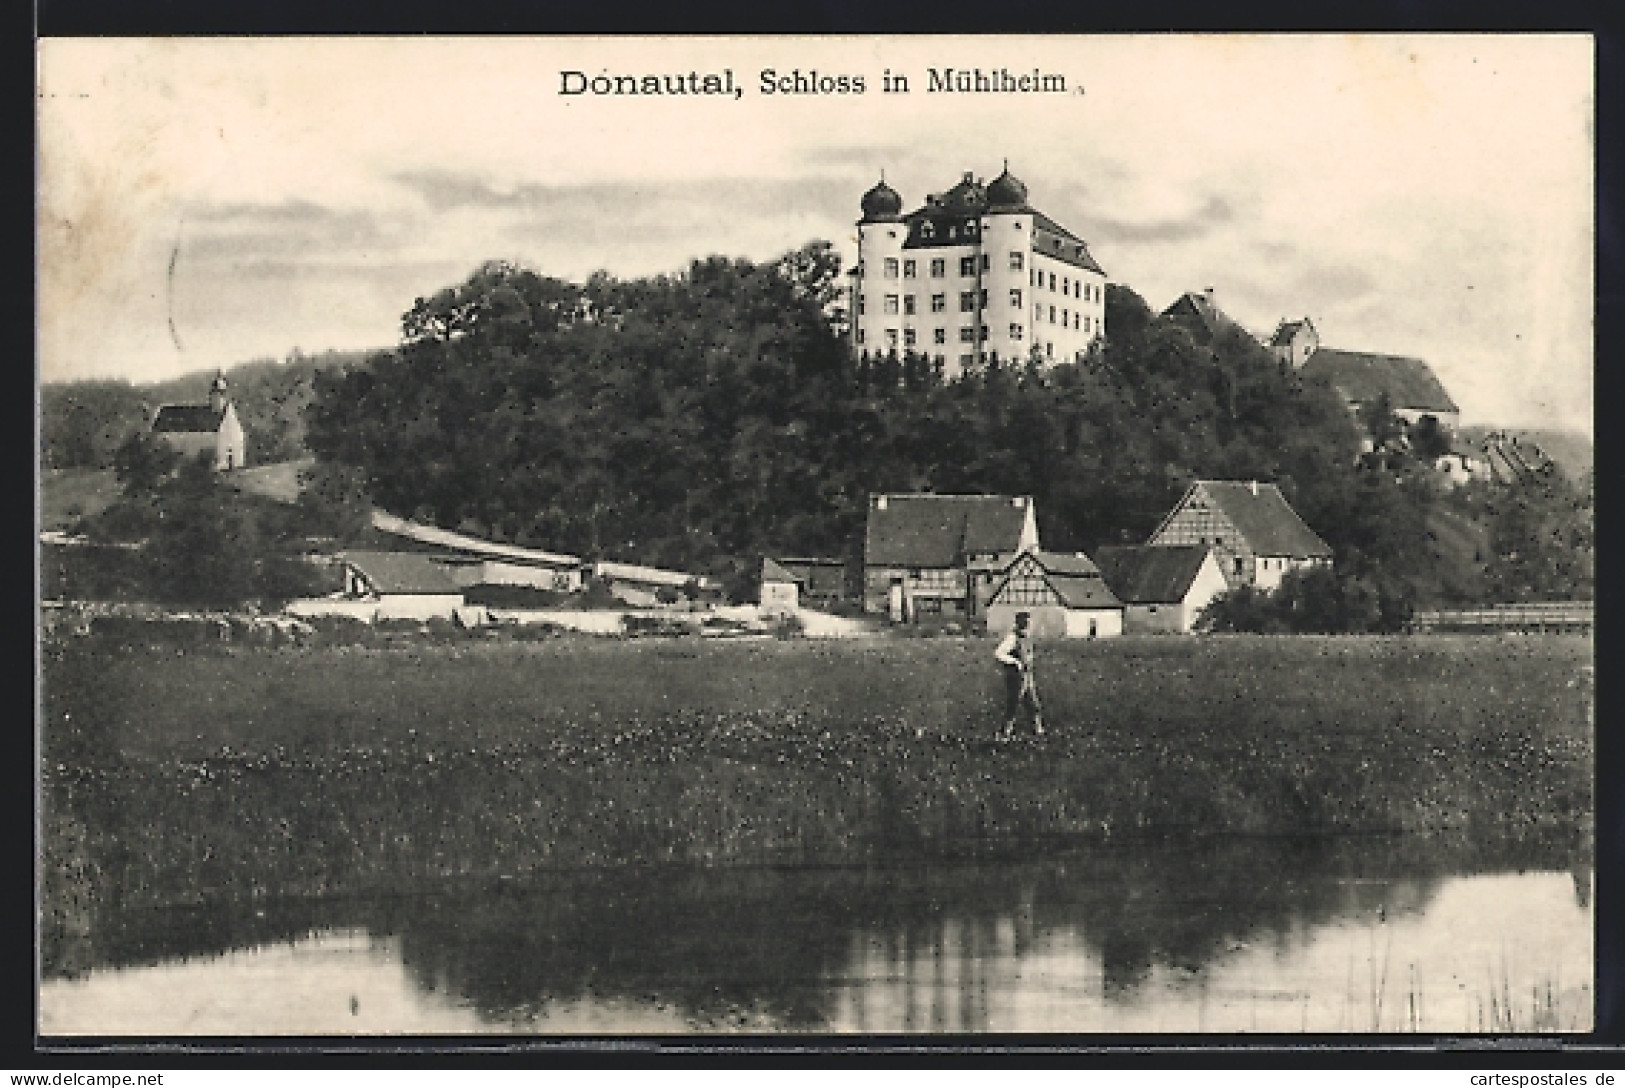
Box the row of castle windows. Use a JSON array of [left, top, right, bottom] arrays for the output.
[[873, 253, 1102, 299], [856, 327, 1076, 361], [861, 290, 1091, 329]]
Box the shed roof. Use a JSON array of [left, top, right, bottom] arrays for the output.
[[1048, 574, 1122, 609], [865, 494, 1033, 568], [1095, 544, 1212, 604], [1300, 348, 1458, 414], [761, 557, 798, 584], [151, 405, 225, 434], [1169, 481, 1332, 559], [341, 550, 463, 595]]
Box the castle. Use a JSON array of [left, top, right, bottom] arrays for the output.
[[849, 164, 1107, 379]]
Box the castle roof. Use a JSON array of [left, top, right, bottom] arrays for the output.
[[860, 178, 903, 223], [1300, 348, 1459, 414], [884, 168, 1105, 275], [1095, 544, 1213, 604], [865, 493, 1034, 568]]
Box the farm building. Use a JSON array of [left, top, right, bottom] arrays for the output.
[[1298, 347, 1459, 430], [1148, 480, 1332, 592], [863, 493, 1039, 622], [1269, 317, 1319, 369], [759, 557, 800, 615], [337, 550, 465, 620], [1161, 288, 1255, 347], [151, 372, 247, 471], [1095, 544, 1229, 634], [983, 549, 1123, 639], [370, 511, 586, 592], [773, 557, 853, 608]]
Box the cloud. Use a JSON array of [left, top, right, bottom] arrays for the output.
[[1081, 194, 1238, 245]]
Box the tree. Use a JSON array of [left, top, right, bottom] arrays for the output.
[[1409, 414, 1453, 462], [111, 429, 181, 495]]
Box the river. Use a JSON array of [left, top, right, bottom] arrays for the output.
[[39, 834, 1591, 1035]]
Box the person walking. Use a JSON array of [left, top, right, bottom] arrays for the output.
[[994, 611, 1044, 740]]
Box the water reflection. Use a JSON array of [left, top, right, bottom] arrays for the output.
[[40, 836, 1592, 1035]]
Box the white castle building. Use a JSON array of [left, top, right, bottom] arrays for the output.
[[849, 164, 1107, 378]]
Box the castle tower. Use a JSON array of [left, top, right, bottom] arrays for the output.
[[849, 165, 1107, 380]]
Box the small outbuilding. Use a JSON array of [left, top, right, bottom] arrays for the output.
[[338, 550, 465, 621], [1095, 544, 1229, 634], [760, 557, 800, 615], [983, 549, 1123, 639]]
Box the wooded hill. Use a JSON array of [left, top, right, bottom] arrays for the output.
[[41, 241, 1592, 622], [41, 349, 375, 471]]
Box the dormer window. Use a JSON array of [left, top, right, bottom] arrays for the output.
[[922, 222, 936, 239]]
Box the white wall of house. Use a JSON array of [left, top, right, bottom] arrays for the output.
[[1252, 554, 1329, 592], [375, 593, 465, 621], [761, 581, 799, 615], [986, 602, 1122, 639]]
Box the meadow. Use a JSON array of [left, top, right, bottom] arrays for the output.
[[41, 633, 1592, 936]]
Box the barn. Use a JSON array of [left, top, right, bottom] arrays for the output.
[[983, 550, 1123, 639], [1095, 544, 1229, 633], [338, 551, 465, 621]]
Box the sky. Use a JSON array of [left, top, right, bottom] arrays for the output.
[[38, 35, 1593, 434]]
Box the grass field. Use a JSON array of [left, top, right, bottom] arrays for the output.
[[41, 634, 1592, 914], [38, 468, 121, 531]]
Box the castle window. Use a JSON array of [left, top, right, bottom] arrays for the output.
[[1010, 323, 1023, 340], [934, 353, 946, 368], [922, 222, 936, 239], [857, 295, 866, 316], [884, 295, 899, 315], [933, 328, 946, 344], [960, 291, 977, 312], [931, 293, 946, 313], [930, 258, 946, 277], [980, 289, 988, 307], [960, 256, 976, 277], [856, 330, 865, 345], [1010, 251, 1024, 271], [1046, 341, 1054, 357], [981, 253, 991, 272], [981, 324, 989, 340], [965, 219, 977, 234], [1010, 288, 1022, 308], [1049, 272, 1057, 291], [1049, 306, 1056, 324], [884, 258, 899, 279], [1062, 308, 1069, 326], [904, 328, 917, 347], [1062, 276, 1070, 294], [904, 295, 916, 315], [903, 259, 917, 279], [959, 327, 976, 342], [959, 353, 974, 368], [885, 329, 899, 348]]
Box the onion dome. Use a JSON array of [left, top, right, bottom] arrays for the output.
[[860, 177, 903, 221], [986, 164, 1028, 209]]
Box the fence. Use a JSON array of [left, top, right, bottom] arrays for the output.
[[1407, 602, 1592, 634]]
